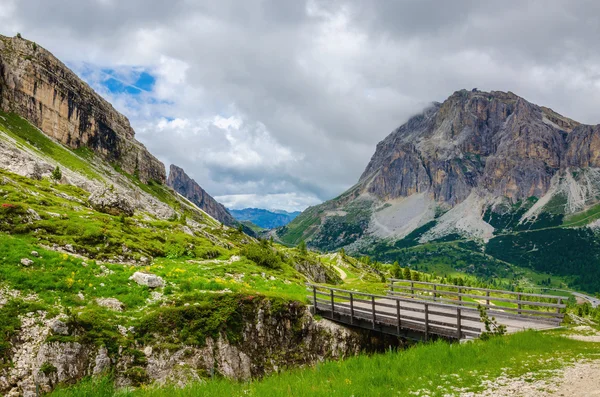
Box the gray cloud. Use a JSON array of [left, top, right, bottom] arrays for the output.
[[2, 1, 600, 210]]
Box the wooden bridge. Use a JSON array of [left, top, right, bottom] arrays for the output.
[[308, 280, 566, 341]]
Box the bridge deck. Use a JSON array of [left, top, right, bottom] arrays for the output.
[[309, 282, 565, 341]]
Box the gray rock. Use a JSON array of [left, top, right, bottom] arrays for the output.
[[130, 272, 165, 288], [20, 258, 33, 266], [49, 319, 69, 336], [64, 244, 74, 253], [88, 187, 134, 217], [96, 297, 124, 311], [26, 208, 41, 221], [30, 251, 39, 257]]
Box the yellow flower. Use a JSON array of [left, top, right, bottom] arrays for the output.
[[344, 379, 352, 385]]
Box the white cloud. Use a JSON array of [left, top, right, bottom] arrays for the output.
[[3, 1, 600, 210]]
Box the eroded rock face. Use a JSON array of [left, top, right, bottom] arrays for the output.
[[1, 299, 400, 396], [167, 164, 236, 226], [0, 34, 165, 184]]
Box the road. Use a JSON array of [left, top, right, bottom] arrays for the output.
[[529, 287, 600, 308]]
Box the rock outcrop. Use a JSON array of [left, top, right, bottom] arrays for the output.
[[88, 187, 135, 217], [167, 164, 236, 226], [2, 298, 400, 396], [0, 34, 165, 183]]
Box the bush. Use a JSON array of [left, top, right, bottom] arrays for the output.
[[242, 243, 283, 269]]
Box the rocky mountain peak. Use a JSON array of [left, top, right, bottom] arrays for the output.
[[359, 89, 584, 205]]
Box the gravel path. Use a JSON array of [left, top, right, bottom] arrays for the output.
[[462, 327, 600, 396], [462, 360, 600, 397]]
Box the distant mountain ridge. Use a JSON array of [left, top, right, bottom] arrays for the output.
[[167, 164, 237, 226], [229, 208, 300, 229]]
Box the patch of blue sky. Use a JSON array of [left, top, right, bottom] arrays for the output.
[[101, 68, 155, 95]]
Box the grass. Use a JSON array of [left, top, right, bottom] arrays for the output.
[[0, 111, 101, 180], [48, 331, 600, 397], [563, 202, 600, 227]]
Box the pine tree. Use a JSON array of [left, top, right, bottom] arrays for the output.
[[298, 240, 307, 255], [51, 166, 62, 182], [411, 271, 420, 281], [391, 261, 401, 278], [402, 267, 412, 280]]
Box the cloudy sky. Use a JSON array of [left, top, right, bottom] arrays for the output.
[[2, 1, 600, 211]]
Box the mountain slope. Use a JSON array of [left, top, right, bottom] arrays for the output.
[[229, 208, 300, 229], [278, 89, 600, 292], [167, 164, 236, 226]]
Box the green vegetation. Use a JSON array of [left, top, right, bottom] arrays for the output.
[[563, 202, 600, 227], [486, 228, 600, 293], [49, 331, 600, 397], [0, 111, 101, 179]]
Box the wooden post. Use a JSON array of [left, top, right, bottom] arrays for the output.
[[517, 293, 522, 315], [350, 293, 354, 324], [456, 307, 462, 340], [458, 287, 462, 305], [313, 286, 317, 309], [371, 296, 376, 329], [410, 281, 414, 296], [486, 290, 490, 307], [330, 289, 335, 317], [556, 298, 562, 314], [433, 284, 437, 301], [396, 299, 401, 334], [424, 303, 429, 341]]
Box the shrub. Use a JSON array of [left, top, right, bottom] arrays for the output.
[[242, 243, 283, 269]]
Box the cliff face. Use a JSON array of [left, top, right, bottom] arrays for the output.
[[359, 89, 582, 205], [167, 164, 235, 225], [0, 34, 165, 183]]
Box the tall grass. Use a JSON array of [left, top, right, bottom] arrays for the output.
[[49, 331, 600, 397]]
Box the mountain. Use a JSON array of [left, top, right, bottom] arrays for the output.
[[0, 34, 165, 183], [0, 34, 374, 395], [167, 164, 236, 226], [278, 89, 600, 292], [229, 208, 301, 229]]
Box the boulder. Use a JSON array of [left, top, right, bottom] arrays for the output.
[[88, 187, 134, 217], [30, 251, 39, 257], [96, 297, 124, 311], [130, 272, 165, 288], [20, 258, 33, 266]]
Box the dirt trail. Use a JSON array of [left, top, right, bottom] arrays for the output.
[[332, 265, 347, 280]]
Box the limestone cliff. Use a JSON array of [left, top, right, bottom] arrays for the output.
[[167, 164, 236, 226], [0, 34, 165, 183]]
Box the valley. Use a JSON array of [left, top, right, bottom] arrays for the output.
[[0, 31, 599, 397]]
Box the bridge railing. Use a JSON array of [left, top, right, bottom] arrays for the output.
[[388, 279, 565, 325], [307, 283, 482, 340]]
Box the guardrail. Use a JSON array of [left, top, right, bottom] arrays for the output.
[[388, 279, 565, 325], [308, 284, 482, 340]]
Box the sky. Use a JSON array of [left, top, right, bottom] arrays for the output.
[[2, 1, 600, 211]]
